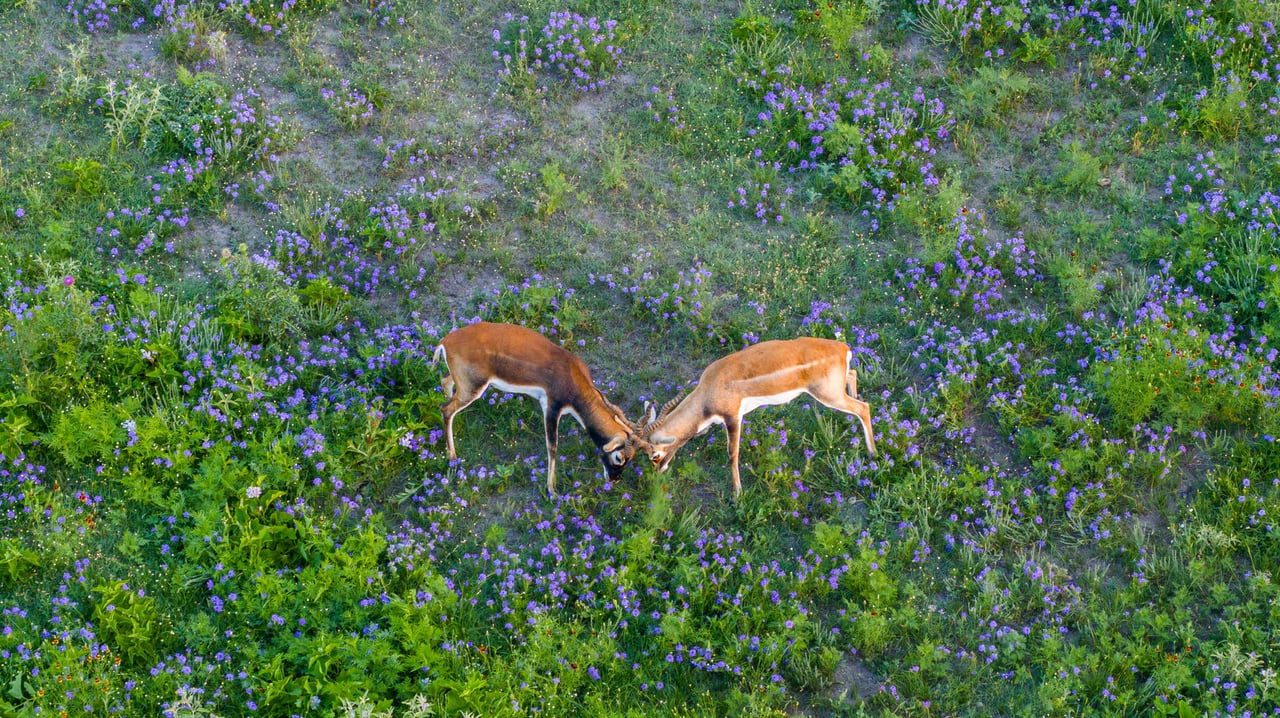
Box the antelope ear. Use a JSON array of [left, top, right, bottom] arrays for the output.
[[641, 401, 657, 426], [653, 437, 676, 446], [602, 436, 625, 452]]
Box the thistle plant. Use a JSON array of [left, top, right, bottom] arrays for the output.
[[99, 79, 166, 154]]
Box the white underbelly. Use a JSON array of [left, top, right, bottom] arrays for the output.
[[738, 389, 806, 420], [489, 378, 549, 414]]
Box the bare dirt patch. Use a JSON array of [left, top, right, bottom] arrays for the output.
[[432, 260, 505, 318], [830, 654, 881, 701], [971, 411, 1017, 468], [178, 202, 269, 279], [286, 128, 384, 194], [474, 482, 544, 538], [102, 32, 160, 71], [1176, 444, 1213, 494], [893, 31, 948, 79]]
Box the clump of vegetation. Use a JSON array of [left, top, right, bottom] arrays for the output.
[[320, 80, 377, 130], [744, 74, 953, 222], [494, 11, 624, 95]]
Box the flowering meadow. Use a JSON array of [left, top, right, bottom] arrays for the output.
[[1, 0, 1279, 715]]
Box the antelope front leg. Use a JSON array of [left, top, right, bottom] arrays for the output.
[[724, 417, 743, 499], [544, 409, 561, 498]]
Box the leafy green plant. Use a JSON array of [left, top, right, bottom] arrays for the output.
[[0, 263, 107, 422], [1057, 140, 1104, 194], [36, 218, 84, 258], [911, 0, 968, 49], [1016, 24, 1071, 67], [147, 68, 288, 174], [1089, 313, 1270, 431], [535, 161, 575, 218], [339, 693, 437, 717], [55, 156, 106, 197], [484, 277, 584, 341], [298, 277, 353, 334], [600, 135, 634, 191], [159, 8, 228, 65], [0, 538, 40, 585], [810, 0, 884, 49], [953, 65, 1032, 126], [1047, 251, 1103, 314], [727, 4, 794, 82], [894, 169, 967, 239], [213, 244, 303, 344], [93, 580, 163, 667], [165, 685, 225, 718], [46, 400, 127, 465], [1185, 80, 1253, 140], [48, 41, 95, 109]]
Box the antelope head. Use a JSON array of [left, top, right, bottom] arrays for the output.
[[639, 392, 688, 474], [599, 400, 655, 480]]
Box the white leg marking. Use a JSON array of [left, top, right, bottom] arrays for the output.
[[695, 415, 726, 435], [560, 406, 586, 430]]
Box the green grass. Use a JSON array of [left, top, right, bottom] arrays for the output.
[[1, 0, 1280, 715]]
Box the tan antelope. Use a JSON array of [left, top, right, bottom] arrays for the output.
[[433, 322, 648, 497], [641, 337, 877, 497]]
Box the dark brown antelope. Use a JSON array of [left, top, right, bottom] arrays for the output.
[[434, 322, 648, 497], [641, 337, 877, 497]]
